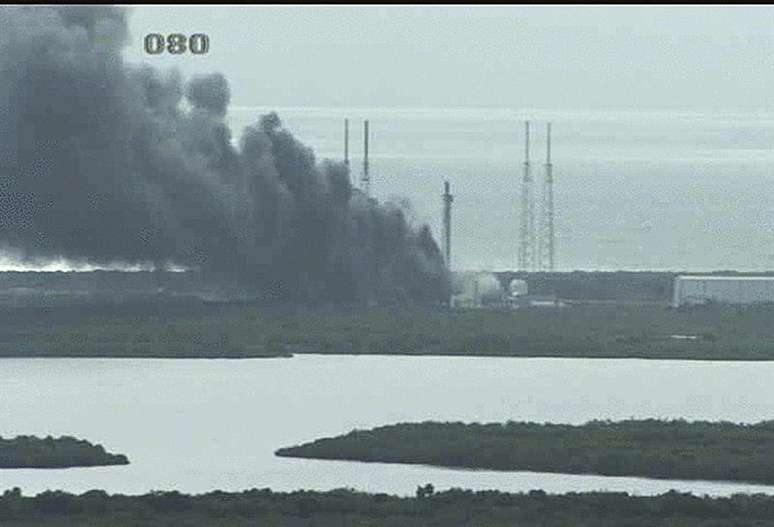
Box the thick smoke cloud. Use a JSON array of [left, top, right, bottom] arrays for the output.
[[0, 6, 450, 303], [186, 73, 230, 117]]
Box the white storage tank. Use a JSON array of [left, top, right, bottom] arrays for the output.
[[508, 278, 528, 298], [672, 276, 774, 307]]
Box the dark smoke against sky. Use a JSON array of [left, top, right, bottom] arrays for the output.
[[0, 6, 449, 302]]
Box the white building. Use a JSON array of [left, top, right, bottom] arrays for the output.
[[672, 276, 774, 307]]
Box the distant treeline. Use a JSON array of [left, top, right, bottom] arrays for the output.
[[497, 270, 774, 302], [6, 487, 774, 526], [2, 270, 774, 307], [0, 436, 128, 468], [3, 301, 774, 359], [0, 271, 252, 308], [277, 419, 774, 485]]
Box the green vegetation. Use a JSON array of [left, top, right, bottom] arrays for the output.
[[6, 487, 774, 526], [0, 436, 128, 468], [277, 419, 774, 485], [2, 300, 774, 359], [0, 303, 293, 358]]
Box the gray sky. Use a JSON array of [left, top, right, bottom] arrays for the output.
[[125, 5, 774, 109]]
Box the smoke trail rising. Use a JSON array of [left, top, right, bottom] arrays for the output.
[[0, 6, 450, 302]]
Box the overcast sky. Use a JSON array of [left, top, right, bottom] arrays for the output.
[[125, 5, 774, 109]]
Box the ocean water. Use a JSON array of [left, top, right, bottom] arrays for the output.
[[228, 107, 774, 272], [3, 356, 774, 497]]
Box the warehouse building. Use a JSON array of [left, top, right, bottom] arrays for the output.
[[672, 276, 774, 307]]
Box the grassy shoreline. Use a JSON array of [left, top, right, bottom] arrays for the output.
[[6, 487, 774, 526], [276, 420, 774, 485], [2, 301, 774, 360]]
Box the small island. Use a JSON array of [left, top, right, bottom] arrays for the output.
[[276, 419, 774, 485], [0, 435, 129, 468]]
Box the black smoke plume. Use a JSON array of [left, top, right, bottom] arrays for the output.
[[0, 6, 450, 303]]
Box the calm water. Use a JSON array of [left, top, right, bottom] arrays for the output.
[[228, 107, 774, 272], [3, 355, 774, 496]]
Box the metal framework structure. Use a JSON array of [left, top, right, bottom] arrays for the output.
[[518, 121, 535, 271], [540, 122, 555, 271], [361, 119, 370, 196], [520, 121, 556, 272], [442, 180, 453, 268], [344, 118, 350, 181]]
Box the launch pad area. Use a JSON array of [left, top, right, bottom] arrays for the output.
[[0, 269, 773, 361]]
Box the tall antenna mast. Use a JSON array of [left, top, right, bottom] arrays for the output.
[[518, 121, 534, 271], [344, 118, 350, 177], [361, 119, 370, 196], [542, 122, 555, 271], [442, 180, 454, 269]]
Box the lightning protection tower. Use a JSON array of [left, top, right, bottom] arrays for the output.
[[518, 121, 535, 271], [540, 122, 555, 271], [442, 180, 453, 268], [344, 118, 350, 181], [361, 119, 370, 196]]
